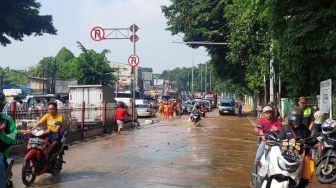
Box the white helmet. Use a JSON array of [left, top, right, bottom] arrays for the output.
[[321, 119, 336, 135]]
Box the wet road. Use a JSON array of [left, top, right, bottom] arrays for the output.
[[11, 109, 335, 187]]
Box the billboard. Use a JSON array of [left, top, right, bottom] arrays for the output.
[[320, 79, 332, 117]]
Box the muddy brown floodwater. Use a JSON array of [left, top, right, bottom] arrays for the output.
[[11, 109, 335, 188]]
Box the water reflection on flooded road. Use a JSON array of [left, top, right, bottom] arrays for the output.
[[11, 110, 334, 187]]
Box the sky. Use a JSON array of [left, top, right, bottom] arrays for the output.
[[1, 0, 210, 74]]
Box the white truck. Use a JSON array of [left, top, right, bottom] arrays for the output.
[[68, 85, 115, 122]]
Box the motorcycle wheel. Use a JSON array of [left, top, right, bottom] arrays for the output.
[[21, 158, 37, 186], [316, 157, 336, 184], [52, 154, 63, 176]]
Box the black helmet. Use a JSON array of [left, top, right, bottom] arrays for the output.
[[288, 107, 303, 124], [0, 92, 5, 111]]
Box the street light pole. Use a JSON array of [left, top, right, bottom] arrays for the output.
[[131, 24, 137, 124]]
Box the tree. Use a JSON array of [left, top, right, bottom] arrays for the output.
[[0, 67, 28, 85], [162, 0, 336, 99], [76, 41, 116, 86], [0, 0, 57, 46], [270, 0, 336, 97], [55, 47, 76, 79], [162, 1, 250, 95]]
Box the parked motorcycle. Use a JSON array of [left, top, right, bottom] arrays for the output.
[[314, 119, 336, 184], [21, 127, 68, 186]]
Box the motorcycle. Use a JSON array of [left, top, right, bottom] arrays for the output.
[[315, 134, 336, 184], [21, 127, 68, 186], [252, 131, 315, 188], [251, 130, 278, 188], [190, 111, 201, 126]]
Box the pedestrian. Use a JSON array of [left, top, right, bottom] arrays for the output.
[[312, 106, 324, 134], [55, 94, 64, 109], [237, 102, 243, 117], [168, 101, 174, 119], [297, 97, 314, 130], [158, 102, 164, 117], [35, 99, 43, 110], [254, 106, 282, 165], [163, 102, 168, 118], [115, 102, 131, 135], [175, 102, 182, 117], [42, 98, 50, 110]]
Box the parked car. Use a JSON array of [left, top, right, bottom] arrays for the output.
[[219, 98, 235, 115], [136, 104, 155, 117], [135, 99, 149, 105]]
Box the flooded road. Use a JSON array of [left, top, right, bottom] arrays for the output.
[[11, 109, 335, 187]]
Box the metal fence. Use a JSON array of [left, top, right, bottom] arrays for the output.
[[8, 102, 118, 155]]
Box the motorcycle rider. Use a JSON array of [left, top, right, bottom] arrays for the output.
[[0, 92, 18, 188], [33, 102, 64, 162], [278, 107, 311, 188], [189, 102, 201, 121], [255, 106, 282, 165]]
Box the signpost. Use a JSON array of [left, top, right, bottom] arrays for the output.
[[90, 24, 140, 124], [90, 26, 105, 41], [320, 79, 332, 118], [128, 54, 140, 67]]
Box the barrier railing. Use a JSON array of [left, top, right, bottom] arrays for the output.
[[7, 102, 118, 147]]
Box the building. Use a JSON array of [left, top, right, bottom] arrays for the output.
[[28, 76, 77, 95], [110, 62, 137, 93]]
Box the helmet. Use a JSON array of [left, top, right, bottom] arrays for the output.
[[321, 119, 336, 135], [0, 92, 5, 111], [288, 108, 303, 124]]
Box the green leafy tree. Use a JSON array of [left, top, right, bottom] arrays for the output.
[[55, 47, 76, 79], [0, 67, 28, 85], [162, 0, 336, 99], [0, 0, 57, 46], [76, 41, 116, 86]]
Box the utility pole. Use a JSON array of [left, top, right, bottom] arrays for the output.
[[200, 65, 203, 93], [42, 64, 45, 94], [131, 24, 137, 123], [205, 62, 207, 92], [0, 74, 4, 92], [191, 56, 194, 94], [116, 65, 119, 98], [270, 58, 274, 102], [209, 65, 212, 91]]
